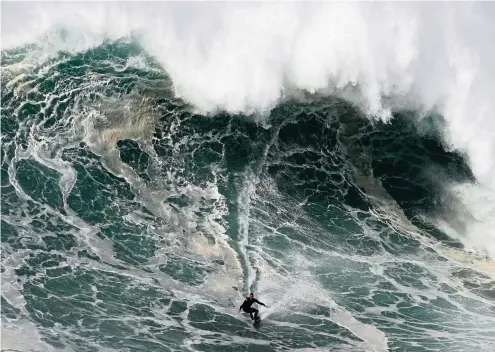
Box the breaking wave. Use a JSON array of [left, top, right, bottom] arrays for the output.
[[2, 2, 495, 352]]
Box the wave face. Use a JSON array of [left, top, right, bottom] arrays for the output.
[[2, 3, 495, 352]]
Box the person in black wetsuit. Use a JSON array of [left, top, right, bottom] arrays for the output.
[[238, 293, 267, 321]]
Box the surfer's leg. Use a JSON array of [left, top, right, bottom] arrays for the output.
[[248, 308, 258, 320]]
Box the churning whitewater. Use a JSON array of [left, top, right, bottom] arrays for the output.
[[1, 2, 495, 352]]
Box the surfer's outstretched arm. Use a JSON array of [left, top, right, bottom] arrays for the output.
[[254, 299, 267, 307]]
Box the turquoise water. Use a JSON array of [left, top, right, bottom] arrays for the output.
[[2, 38, 495, 352]]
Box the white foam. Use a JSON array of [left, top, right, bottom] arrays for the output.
[[1, 320, 58, 352], [236, 172, 258, 290], [436, 182, 495, 258]]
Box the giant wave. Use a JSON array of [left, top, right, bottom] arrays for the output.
[[2, 2, 495, 352]]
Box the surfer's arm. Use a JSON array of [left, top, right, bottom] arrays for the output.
[[254, 299, 267, 307], [238, 301, 245, 312]]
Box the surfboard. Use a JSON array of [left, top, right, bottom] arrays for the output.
[[253, 317, 261, 325]]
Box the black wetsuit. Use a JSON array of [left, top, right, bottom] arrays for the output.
[[239, 297, 266, 320]]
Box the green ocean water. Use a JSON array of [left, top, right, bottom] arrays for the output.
[[2, 40, 495, 352]]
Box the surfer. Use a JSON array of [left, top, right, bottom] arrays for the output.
[[238, 293, 268, 322]]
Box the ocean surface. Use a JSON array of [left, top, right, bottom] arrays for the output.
[[2, 2, 495, 352]]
